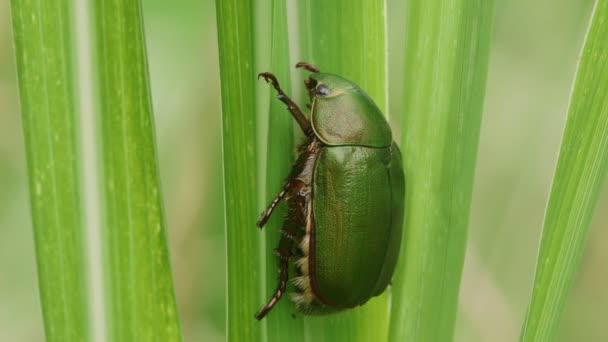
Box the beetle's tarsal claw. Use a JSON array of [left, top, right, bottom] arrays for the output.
[[258, 72, 280, 88], [256, 211, 266, 228], [295, 62, 320, 73], [255, 307, 267, 320], [257, 72, 272, 81]]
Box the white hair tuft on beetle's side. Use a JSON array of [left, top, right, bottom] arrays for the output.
[[291, 153, 319, 308]]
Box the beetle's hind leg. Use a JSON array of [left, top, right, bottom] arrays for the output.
[[254, 246, 290, 320], [257, 72, 312, 135], [255, 203, 301, 320]]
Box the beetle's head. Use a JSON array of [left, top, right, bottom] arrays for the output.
[[300, 71, 392, 148], [304, 73, 357, 100]]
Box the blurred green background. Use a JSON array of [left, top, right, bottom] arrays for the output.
[[1, 0, 606, 341]]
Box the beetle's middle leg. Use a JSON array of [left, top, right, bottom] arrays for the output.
[[258, 72, 312, 135], [257, 181, 291, 228]]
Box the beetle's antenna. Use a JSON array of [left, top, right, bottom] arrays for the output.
[[258, 72, 313, 135], [295, 62, 320, 73]]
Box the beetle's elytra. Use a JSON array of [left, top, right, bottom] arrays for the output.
[[255, 62, 405, 320]]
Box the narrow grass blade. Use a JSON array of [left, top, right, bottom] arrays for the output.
[[390, 1, 495, 341], [215, 1, 263, 341], [297, 1, 390, 341], [93, 1, 181, 340], [520, 1, 608, 340], [262, 0, 306, 341], [11, 1, 89, 340]]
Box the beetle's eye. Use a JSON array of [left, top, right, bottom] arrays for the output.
[[316, 85, 330, 97]]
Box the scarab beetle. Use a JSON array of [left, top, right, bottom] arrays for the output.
[[255, 62, 405, 320]]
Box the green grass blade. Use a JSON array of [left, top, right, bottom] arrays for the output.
[[297, 1, 389, 341], [215, 1, 263, 341], [93, 1, 181, 340], [390, 1, 495, 341], [262, 0, 306, 341], [10, 1, 89, 340], [520, 1, 608, 340]]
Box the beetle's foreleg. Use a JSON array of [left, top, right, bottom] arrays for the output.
[[258, 72, 312, 135], [257, 181, 291, 228]]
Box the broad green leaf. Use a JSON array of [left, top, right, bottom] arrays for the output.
[[93, 0, 182, 340], [11, 1, 88, 340], [215, 1, 262, 341], [521, 1, 608, 340], [390, 1, 495, 341]]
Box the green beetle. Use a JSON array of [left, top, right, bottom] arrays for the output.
[[255, 62, 405, 320]]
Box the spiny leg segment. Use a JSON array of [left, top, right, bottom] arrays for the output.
[[254, 245, 290, 320], [257, 181, 291, 228]]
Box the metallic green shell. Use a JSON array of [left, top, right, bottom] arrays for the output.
[[309, 73, 392, 148], [310, 142, 405, 308]]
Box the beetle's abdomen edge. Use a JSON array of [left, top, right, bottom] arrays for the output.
[[285, 139, 318, 307]]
